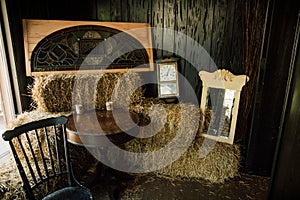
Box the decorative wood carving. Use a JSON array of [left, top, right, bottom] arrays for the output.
[[200, 69, 250, 91]]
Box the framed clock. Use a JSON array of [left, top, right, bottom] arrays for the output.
[[157, 59, 179, 98]]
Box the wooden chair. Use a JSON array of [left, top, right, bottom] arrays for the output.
[[2, 116, 93, 200]]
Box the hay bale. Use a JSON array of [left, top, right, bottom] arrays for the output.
[[30, 72, 144, 113], [8, 109, 72, 129], [73, 74, 101, 111], [122, 103, 240, 183], [125, 102, 200, 151], [156, 137, 241, 183], [30, 74, 74, 112], [94, 72, 144, 110]]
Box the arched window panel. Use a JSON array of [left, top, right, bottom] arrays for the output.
[[23, 20, 154, 75]]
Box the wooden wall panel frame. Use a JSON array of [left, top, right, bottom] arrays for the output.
[[22, 19, 154, 76]]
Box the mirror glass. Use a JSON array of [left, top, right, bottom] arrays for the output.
[[205, 88, 236, 137]]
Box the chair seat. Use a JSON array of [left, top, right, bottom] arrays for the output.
[[42, 186, 93, 200]]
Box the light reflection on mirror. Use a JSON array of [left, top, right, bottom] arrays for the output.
[[205, 88, 236, 138]]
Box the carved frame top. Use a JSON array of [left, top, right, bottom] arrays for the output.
[[199, 69, 249, 91]]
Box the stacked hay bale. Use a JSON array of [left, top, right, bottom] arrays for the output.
[[122, 100, 240, 183], [30, 72, 144, 112], [30, 74, 74, 112]]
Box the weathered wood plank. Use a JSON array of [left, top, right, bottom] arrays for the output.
[[96, 0, 111, 21], [185, 0, 203, 101], [174, 0, 190, 100], [111, 0, 122, 21], [185, 0, 200, 69], [203, 0, 214, 70], [221, 0, 236, 68], [21, 0, 49, 19], [127, 0, 151, 23], [198, 0, 214, 55], [211, 0, 227, 68], [48, 0, 97, 20], [151, 0, 164, 59], [162, 0, 176, 58], [185, 0, 214, 70], [121, 0, 129, 21], [184, 0, 214, 102], [231, 0, 245, 74], [236, 0, 265, 144], [174, 0, 187, 58]]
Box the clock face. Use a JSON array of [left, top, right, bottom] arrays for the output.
[[159, 64, 177, 81]]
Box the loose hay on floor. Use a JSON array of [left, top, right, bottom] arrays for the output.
[[0, 155, 25, 200]]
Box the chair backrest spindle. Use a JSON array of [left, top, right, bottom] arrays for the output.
[[16, 135, 38, 185], [34, 128, 49, 179], [44, 127, 56, 176], [24, 131, 43, 182], [53, 125, 62, 174]]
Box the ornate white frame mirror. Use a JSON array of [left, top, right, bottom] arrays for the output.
[[199, 69, 249, 144]]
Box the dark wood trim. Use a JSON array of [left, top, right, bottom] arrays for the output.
[[244, 0, 300, 176], [269, 11, 300, 199]]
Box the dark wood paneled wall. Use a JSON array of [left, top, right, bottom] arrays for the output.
[[6, 0, 283, 175], [8, 0, 248, 124]]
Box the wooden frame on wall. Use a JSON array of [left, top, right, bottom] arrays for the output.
[[199, 69, 249, 144], [22, 19, 154, 76]]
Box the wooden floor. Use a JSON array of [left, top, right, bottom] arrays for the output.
[[89, 169, 270, 200]]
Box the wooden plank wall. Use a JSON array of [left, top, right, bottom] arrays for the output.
[[16, 0, 246, 77], [6, 0, 262, 165]]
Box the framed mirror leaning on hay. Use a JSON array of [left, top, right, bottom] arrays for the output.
[[199, 69, 249, 144]]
